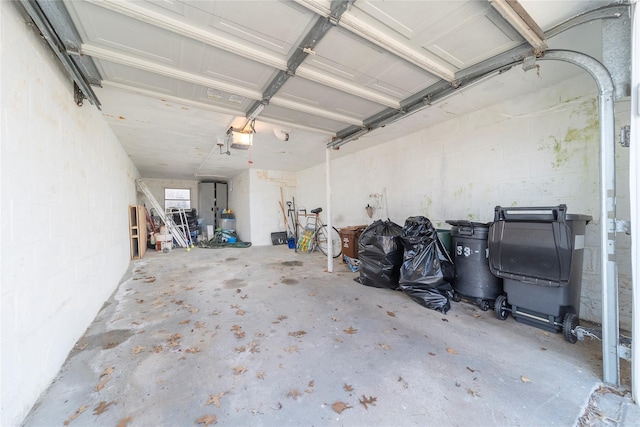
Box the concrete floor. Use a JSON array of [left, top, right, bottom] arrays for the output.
[[23, 245, 636, 426]]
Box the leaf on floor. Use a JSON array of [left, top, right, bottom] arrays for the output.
[[472, 312, 482, 319], [167, 334, 181, 347], [249, 342, 260, 353], [278, 315, 288, 321], [288, 331, 307, 338], [131, 345, 145, 354], [441, 318, 449, 322], [428, 352, 436, 356], [95, 367, 115, 391], [234, 366, 248, 375], [343, 326, 358, 334], [334, 338, 343, 343], [136, 299, 144, 304], [257, 371, 265, 379], [284, 346, 299, 353], [195, 321, 206, 329], [116, 416, 133, 427], [386, 311, 396, 317], [241, 294, 249, 299], [332, 401, 352, 414], [231, 304, 240, 309], [540, 347, 547, 351], [93, 401, 115, 416], [174, 300, 184, 305], [378, 343, 391, 350], [63, 404, 88, 425], [100, 367, 114, 378], [231, 325, 242, 331], [153, 345, 163, 353], [75, 342, 88, 351], [236, 310, 246, 316], [144, 277, 156, 283], [343, 384, 353, 392], [184, 286, 195, 291], [236, 289, 242, 293], [359, 395, 377, 410], [520, 375, 532, 383], [186, 347, 201, 354], [235, 346, 246, 353], [466, 367, 476, 373], [195, 414, 217, 426], [308, 292, 316, 297], [179, 319, 191, 325], [206, 392, 225, 408], [235, 330, 246, 339], [287, 389, 302, 400], [446, 348, 457, 355], [466, 388, 480, 397]]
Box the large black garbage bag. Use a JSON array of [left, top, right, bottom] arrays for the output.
[[357, 220, 404, 289], [399, 216, 455, 313]]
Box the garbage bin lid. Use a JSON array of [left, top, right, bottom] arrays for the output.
[[445, 220, 491, 228]]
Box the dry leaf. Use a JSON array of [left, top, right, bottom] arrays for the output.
[[100, 367, 115, 378], [75, 342, 88, 351], [131, 345, 145, 354], [195, 321, 206, 329], [241, 294, 248, 299], [386, 311, 396, 317], [466, 367, 476, 373], [93, 401, 115, 416], [234, 366, 248, 375], [206, 392, 225, 408], [231, 304, 240, 309], [236, 310, 246, 316], [235, 330, 246, 339], [343, 384, 353, 392], [308, 380, 314, 388], [344, 326, 358, 334], [257, 371, 265, 379], [332, 401, 352, 414], [359, 395, 377, 410], [186, 347, 201, 354], [428, 352, 436, 356], [153, 345, 163, 353], [277, 315, 288, 321], [231, 325, 242, 331], [520, 376, 532, 383], [466, 388, 480, 397], [235, 346, 246, 353], [179, 319, 191, 325], [63, 405, 88, 425], [446, 348, 457, 355], [284, 346, 299, 353], [288, 331, 307, 338], [116, 416, 133, 427], [378, 343, 391, 350], [196, 414, 217, 426], [287, 389, 302, 400]]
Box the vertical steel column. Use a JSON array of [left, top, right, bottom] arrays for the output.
[[326, 148, 334, 273], [540, 50, 619, 386]]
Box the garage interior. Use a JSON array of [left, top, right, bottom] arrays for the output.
[[1, 0, 639, 426]]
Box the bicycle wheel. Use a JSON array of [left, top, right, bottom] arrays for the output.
[[316, 225, 342, 258]]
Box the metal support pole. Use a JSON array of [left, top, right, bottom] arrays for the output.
[[326, 148, 334, 273], [540, 50, 619, 386]]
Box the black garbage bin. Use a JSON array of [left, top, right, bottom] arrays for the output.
[[446, 220, 503, 311], [488, 205, 592, 343]]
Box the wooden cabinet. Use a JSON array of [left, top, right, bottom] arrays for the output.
[[129, 205, 147, 259]]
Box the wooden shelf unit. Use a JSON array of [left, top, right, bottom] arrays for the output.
[[129, 205, 147, 259]]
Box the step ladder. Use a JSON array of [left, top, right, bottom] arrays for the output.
[[136, 179, 189, 248]]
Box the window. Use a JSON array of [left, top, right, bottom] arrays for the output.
[[164, 188, 191, 210]]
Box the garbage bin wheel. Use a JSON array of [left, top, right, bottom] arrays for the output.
[[494, 295, 509, 320], [563, 313, 578, 344], [479, 300, 490, 311], [452, 292, 461, 303]]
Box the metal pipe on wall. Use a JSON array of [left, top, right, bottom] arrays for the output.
[[630, 3, 639, 404]]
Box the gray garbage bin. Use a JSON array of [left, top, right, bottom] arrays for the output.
[[488, 205, 591, 343]]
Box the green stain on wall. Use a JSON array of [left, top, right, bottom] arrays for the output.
[[540, 98, 598, 169], [420, 196, 433, 216]]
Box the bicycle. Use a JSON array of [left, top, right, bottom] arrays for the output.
[[296, 207, 342, 258]]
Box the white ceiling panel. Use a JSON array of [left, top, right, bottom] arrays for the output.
[[42, 0, 628, 179]]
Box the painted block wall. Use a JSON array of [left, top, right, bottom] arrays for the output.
[[248, 169, 297, 247], [0, 3, 140, 425], [297, 72, 632, 331]]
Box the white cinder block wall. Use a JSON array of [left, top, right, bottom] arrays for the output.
[[297, 72, 632, 331], [1, 3, 140, 425], [249, 169, 297, 246]]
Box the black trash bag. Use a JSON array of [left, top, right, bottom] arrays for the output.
[[356, 220, 404, 289], [399, 216, 455, 313]]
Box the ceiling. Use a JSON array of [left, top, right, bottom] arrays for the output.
[[30, 0, 619, 180]]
